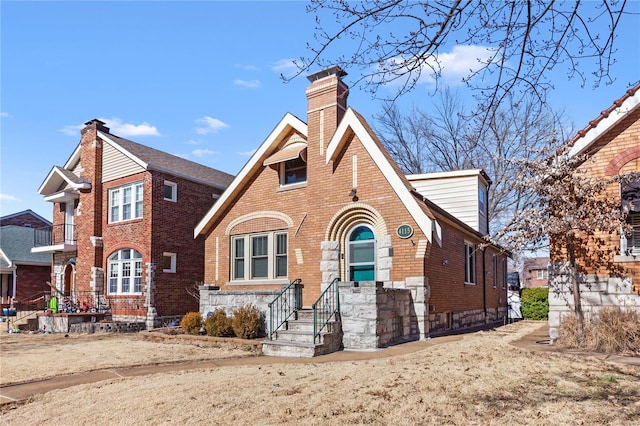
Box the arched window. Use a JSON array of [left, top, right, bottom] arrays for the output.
[[108, 249, 143, 294], [347, 225, 375, 282]]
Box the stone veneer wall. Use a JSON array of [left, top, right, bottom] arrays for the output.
[[199, 286, 281, 336], [338, 281, 418, 350], [548, 262, 640, 342]]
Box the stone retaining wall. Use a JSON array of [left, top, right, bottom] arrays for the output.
[[338, 281, 418, 351], [199, 286, 281, 336], [70, 322, 146, 333], [548, 263, 640, 341]]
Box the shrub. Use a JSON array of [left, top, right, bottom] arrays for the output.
[[557, 307, 640, 355], [231, 304, 262, 339], [180, 311, 203, 335], [204, 308, 235, 337], [521, 287, 548, 320]]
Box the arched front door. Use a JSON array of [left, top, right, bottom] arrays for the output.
[[347, 225, 376, 281], [63, 263, 74, 297]]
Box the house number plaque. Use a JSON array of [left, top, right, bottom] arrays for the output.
[[396, 224, 413, 239]]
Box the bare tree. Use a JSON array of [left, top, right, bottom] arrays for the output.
[[493, 153, 640, 343], [375, 88, 571, 238], [291, 1, 634, 121]]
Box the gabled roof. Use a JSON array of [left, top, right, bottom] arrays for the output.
[[195, 113, 307, 236], [0, 210, 51, 227], [98, 132, 234, 190], [0, 226, 51, 268], [38, 166, 91, 195], [567, 83, 640, 157], [325, 108, 437, 243]]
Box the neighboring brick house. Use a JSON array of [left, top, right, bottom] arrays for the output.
[[195, 67, 509, 355], [548, 83, 640, 340], [0, 224, 51, 306], [33, 120, 233, 327], [522, 257, 550, 288], [0, 209, 52, 229]]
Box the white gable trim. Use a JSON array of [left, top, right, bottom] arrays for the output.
[[194, 113, 308, 237], [568, 89, 640, 157], [37, 166, 91, 195], [98, 131, 149, 169], [325, 108, 434, 243], [0, 249, 13, 269]]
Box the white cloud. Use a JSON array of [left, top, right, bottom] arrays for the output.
[[382, 45, 498, 87], [271, 59, 298, 78], [192, 148, 219, 157], [234, 79, 261, 89], [236, 64, 260, 71], [60, 118, 161, 137], [172, 153, 189, 159], [0, 112, 10, 118], [194, 116, 229, 135], [0, 193, 21, 202], [100, 117, 161, 137], [238, 148, 257, 156], [185, 139, 200, 145], [436, 45, 498, 85]]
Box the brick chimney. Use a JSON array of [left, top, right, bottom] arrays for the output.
[[305, 66, 349, 163]]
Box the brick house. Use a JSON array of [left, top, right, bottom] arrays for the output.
[[33, 120, 233, 327], [0, 209, 52, 229], [1, 222, 51, 307], [195, 67, 509, 356], [548, 83, 640, 340], [522, 257, 550, 288]]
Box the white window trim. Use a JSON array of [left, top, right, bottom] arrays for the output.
[[464, 241, 476, 285], [536, 269, 548, 280], [492, 256, 498, 288], [163, 252, 177, 273], [164, 180, 177, 202], [108, 182, 143, 223], [107, 249, 143, 295], [231, 231, 288, 282], [279, 158, 307, 187]]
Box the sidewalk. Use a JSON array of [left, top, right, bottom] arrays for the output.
[[2, 322, 637, 406]]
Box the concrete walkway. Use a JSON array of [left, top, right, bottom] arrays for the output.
[[2, 323, 637, 406]]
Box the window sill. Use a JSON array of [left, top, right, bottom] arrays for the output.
[[464, 282, 477, 286], [614, 254, 640, 262], [277, 182, 307, 192], [108, 218, 144, 226], [228, 279, 290, 286]]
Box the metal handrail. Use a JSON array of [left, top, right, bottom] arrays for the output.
[[267, 278, 303, 340], [34, 224, 76, 247], [312, 277, 340, 344]]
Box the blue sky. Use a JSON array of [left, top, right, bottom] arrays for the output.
[[1, 1, 639, 221]]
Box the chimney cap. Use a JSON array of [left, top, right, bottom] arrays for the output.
[[84, 119, 110, 133], [307, 66, 347, 82]]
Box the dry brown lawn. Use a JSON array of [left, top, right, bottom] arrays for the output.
[[1, 321, 639, 425]]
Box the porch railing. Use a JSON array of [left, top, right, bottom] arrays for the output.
[[312, 278, 340, 344], [34, 224, 76, 247], [268, 278, 303, 340]]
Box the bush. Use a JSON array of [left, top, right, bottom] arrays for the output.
[[180, 311, 203, 335], [231, 304, 262, 339], [521, 287, 548, 320], [204, 308, 235, 337], [557, 307, 640, 355]]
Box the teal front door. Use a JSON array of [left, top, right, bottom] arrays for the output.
[[347, 225, 376, 281]]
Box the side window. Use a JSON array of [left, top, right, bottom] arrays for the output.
[[163, 252, 176, 273], [164, 181, 177, 202], [622, 178, 640, 256], [464, 242, 476, 284]]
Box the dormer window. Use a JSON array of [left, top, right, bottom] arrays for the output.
[[263, 133, 308, 188], [281, 157, 307, 185]]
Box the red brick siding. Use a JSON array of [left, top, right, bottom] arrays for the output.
[[0, 212, 50, 228], [552, 107, 640, 292], [14, 265, 51, 300]]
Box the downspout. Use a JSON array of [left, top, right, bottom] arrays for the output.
[[482, 248, 487, 323]]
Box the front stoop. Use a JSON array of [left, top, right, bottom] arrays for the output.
[[262, 309, 343, 357]]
